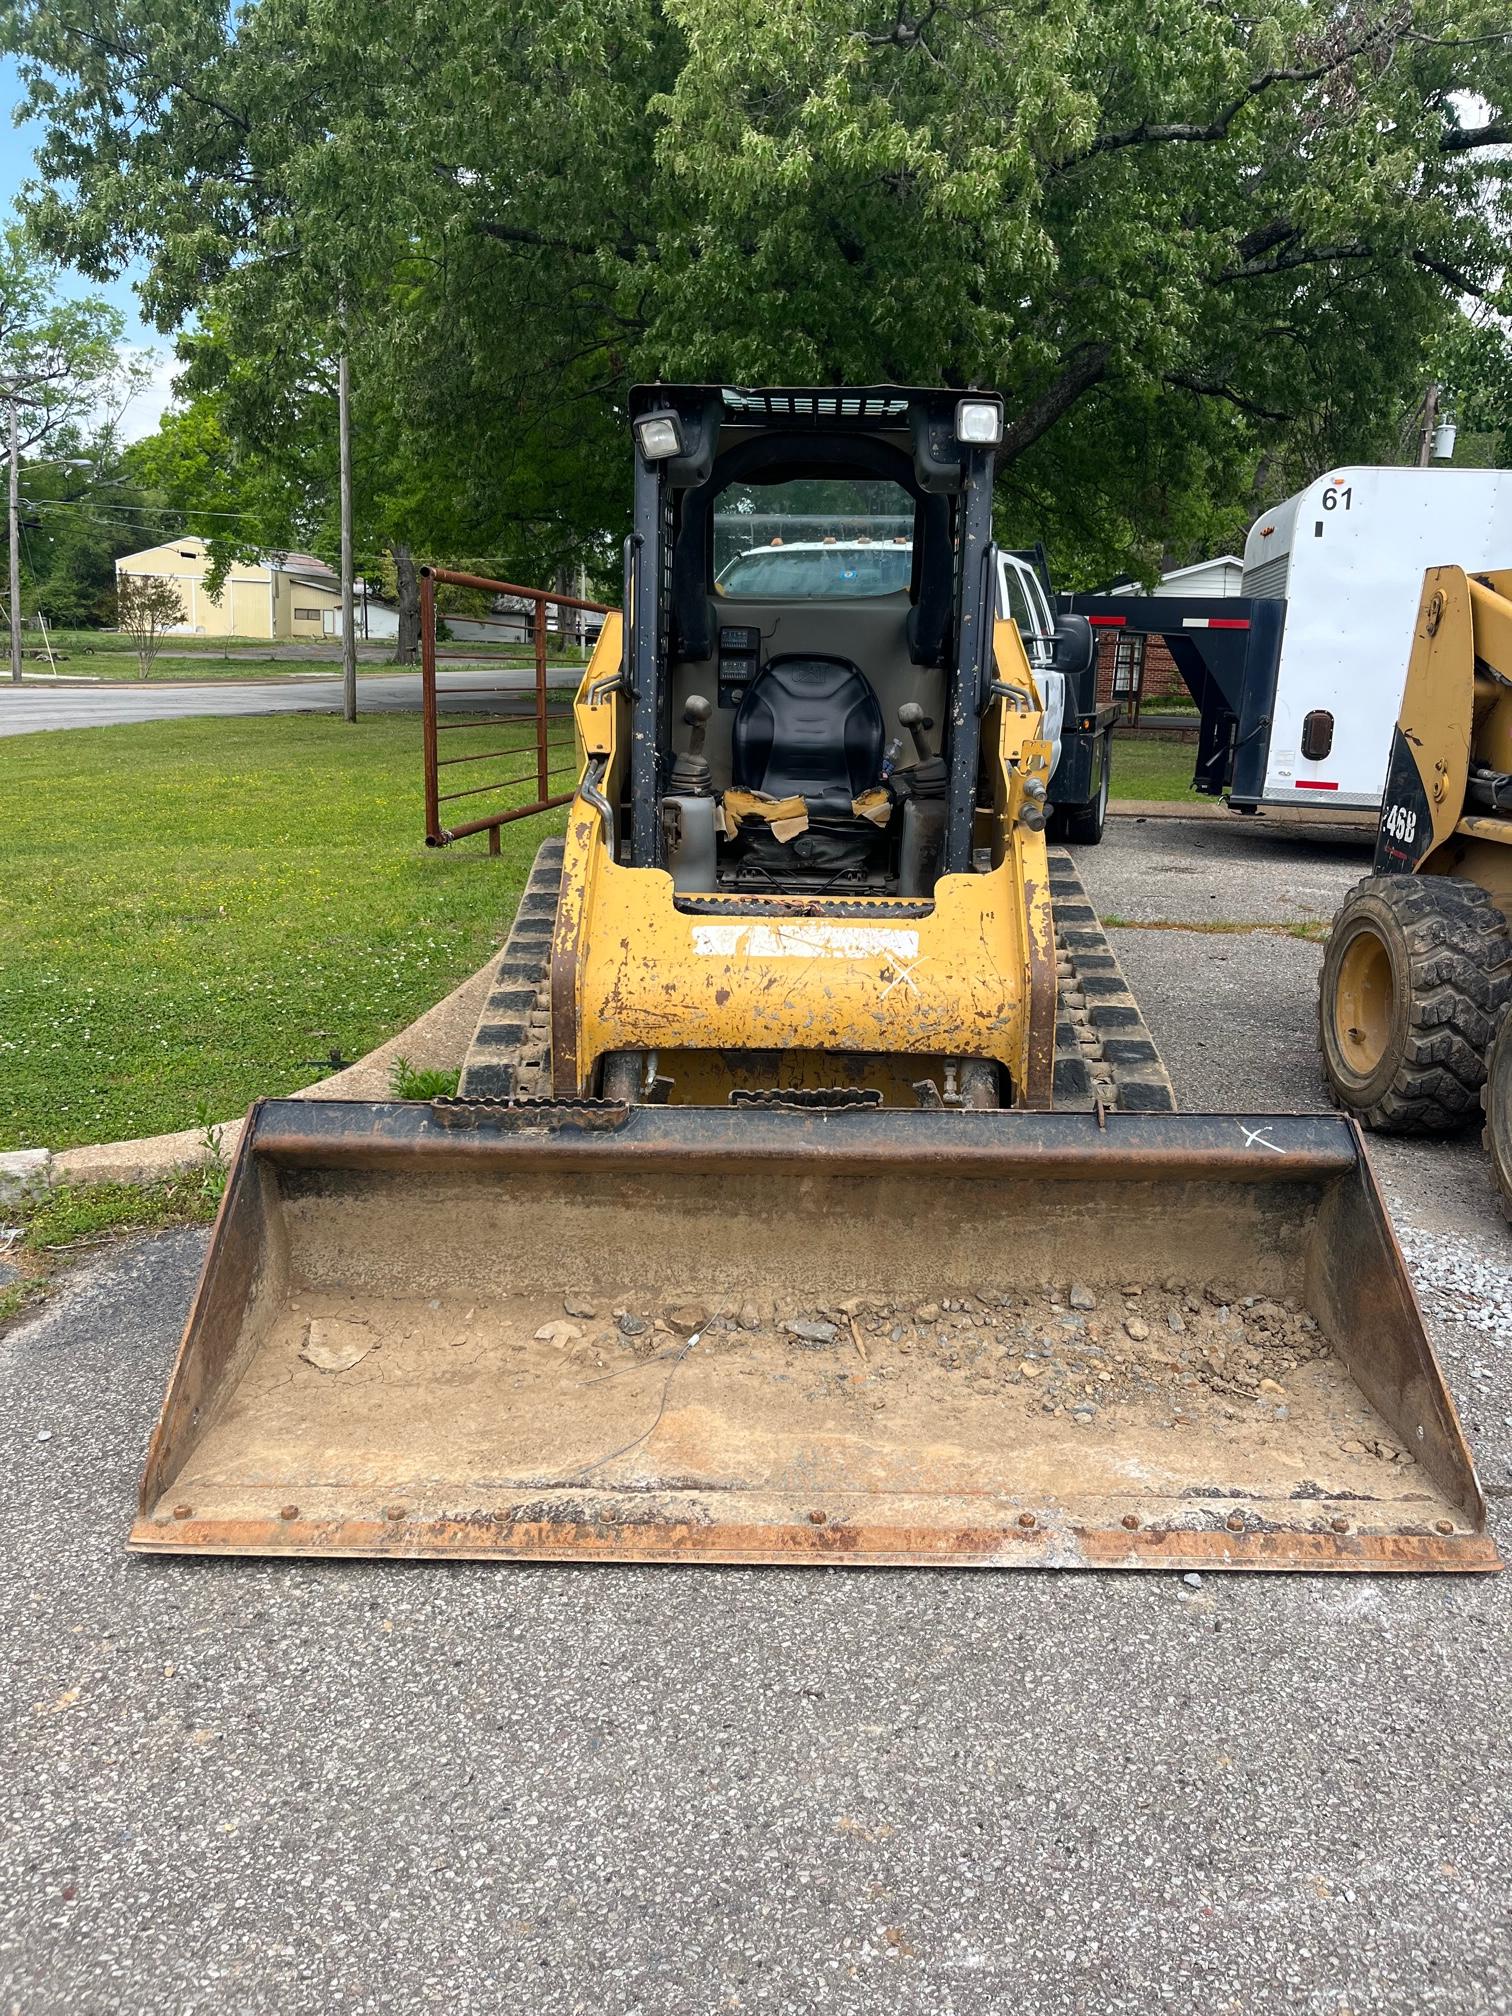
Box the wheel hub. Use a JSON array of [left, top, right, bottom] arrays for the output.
[[1334, 926, 1394, 1078]]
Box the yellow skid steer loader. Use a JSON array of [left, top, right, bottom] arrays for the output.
[[132, 390, 1496, 1573], [1321, 564, 1512, 1214]]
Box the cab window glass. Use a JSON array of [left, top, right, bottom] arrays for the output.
[[715, 478, 913, 600], [1001, 562, 1052, 660]]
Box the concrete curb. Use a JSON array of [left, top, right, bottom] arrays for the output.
[[34, 958, 497, 1191]]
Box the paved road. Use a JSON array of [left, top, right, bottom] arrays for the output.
[[0, 669, 580, 737], [3, 816, 1509, 2014]]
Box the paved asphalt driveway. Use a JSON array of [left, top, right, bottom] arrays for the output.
[[3, 815, 1509, 2015], [0, 669, 578, 737]]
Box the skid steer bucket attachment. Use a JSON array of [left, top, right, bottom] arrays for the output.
[[132, 1100, 1498, 1573]]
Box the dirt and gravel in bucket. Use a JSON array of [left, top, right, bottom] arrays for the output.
[[542, 1277, 1412, 1470], [144, 1261, 1436, 1551]]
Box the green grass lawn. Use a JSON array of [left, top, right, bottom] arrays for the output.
[[0, 714, 565, 1151], [36, 656, 388, 682], [42, 629, 283, 655], [1108, 731, 1204, 803], [0, 711, 1197, 1153]]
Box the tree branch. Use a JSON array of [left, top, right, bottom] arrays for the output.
[[55, 19, 252, 136], [1051, 14, 1405, 175], [472, 214, 656, 266], [1215, 237, 1493, 299], [1234, 218, 1301, 265], [1440, 118, 1512, 152], [1410, 249, 1494, 298], [1165, 373, 1292, 422], [1216, 240, 1374, 282], [859, 1, 943, 57], [999, 342, 1111, 465]]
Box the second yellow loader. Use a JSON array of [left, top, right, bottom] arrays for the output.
[[1321, 563, 1512, 1213]]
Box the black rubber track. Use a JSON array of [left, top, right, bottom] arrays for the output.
[[1319, 873, 1512, 1134], [457, 837, 562, 1100]]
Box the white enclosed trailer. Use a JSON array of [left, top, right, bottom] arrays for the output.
[[1064, 467, 1512, 814], [1239, 468, 1512, 809]]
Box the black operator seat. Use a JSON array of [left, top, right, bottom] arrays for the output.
[[730, 656, 885, 817]]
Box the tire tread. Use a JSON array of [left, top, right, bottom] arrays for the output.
[[1319, 874, 1512, 1133]]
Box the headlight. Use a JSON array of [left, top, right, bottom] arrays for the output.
[[955, 398, 1003, 446], [634, 410, 685, 462]]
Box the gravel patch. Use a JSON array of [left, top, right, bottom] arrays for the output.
[[1397, 1225, 1512, 1340]]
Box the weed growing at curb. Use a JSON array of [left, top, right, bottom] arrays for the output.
[[0, 1170, 228, 1334], [23, 1171, 225, 1251], [388, 1056, 462, 1101]]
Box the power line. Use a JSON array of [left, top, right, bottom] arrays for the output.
[[22, 496, 267, 522]]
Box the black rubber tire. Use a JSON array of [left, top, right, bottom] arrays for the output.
[[1053, 738, 1111, 847], [1318, 873, 1512, 1133], [1481, 1010, 1512, 1221]]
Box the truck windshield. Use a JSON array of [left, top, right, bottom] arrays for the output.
[[717, 544, 912, 599], [714, 477, 914, 600]]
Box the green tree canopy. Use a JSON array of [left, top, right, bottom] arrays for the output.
[[0, 223, 138, 668], [5, 0, 1508, 584]]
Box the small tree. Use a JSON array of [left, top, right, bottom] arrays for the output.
[[115, 573, 185, 680]]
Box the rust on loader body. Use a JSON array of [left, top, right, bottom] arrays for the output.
[[131, 1101, 1498, 1574]]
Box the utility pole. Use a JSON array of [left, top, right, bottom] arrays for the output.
[[8, 398, 21, 684], [337, 349, 356, 722], [1417, 382, 1439, 469]]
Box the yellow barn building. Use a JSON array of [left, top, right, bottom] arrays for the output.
[[114, 539, 344, 642]]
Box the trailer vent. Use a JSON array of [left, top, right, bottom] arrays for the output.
[[1301, 709, 1334, 761], [1244, 553, 1291, 602]]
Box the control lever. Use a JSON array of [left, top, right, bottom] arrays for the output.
[[890, 702, 948, 803], [898, 702, 935, 762], [668, 694, 713, 797]]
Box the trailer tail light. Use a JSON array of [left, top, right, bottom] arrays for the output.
[[1295, 780, 1339, 790], [1301, 709, 1335, 761]]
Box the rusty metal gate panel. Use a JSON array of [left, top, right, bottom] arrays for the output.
[[420, 565, 611, 848]]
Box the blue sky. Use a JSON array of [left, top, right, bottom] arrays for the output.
[[2, 54, 178, 439]]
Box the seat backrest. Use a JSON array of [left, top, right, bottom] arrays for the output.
[[669, 591, 941, 792], [731, 656, 885, 803]]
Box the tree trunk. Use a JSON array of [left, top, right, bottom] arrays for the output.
[[392, 542, 420, 664], [553, 563, 573, 656]]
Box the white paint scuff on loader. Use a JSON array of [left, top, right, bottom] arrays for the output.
[[690, 924, 921, 959]]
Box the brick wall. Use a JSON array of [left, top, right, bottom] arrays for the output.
[[1094, 630, 1188, 709]]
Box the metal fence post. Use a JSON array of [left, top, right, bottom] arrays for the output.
[[418, 566, 612, 847], [534, 592, 549, 803], [420, 568, 440, 843]]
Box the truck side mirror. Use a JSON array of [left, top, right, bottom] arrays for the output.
[[1050, 614, 1096, 680]]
